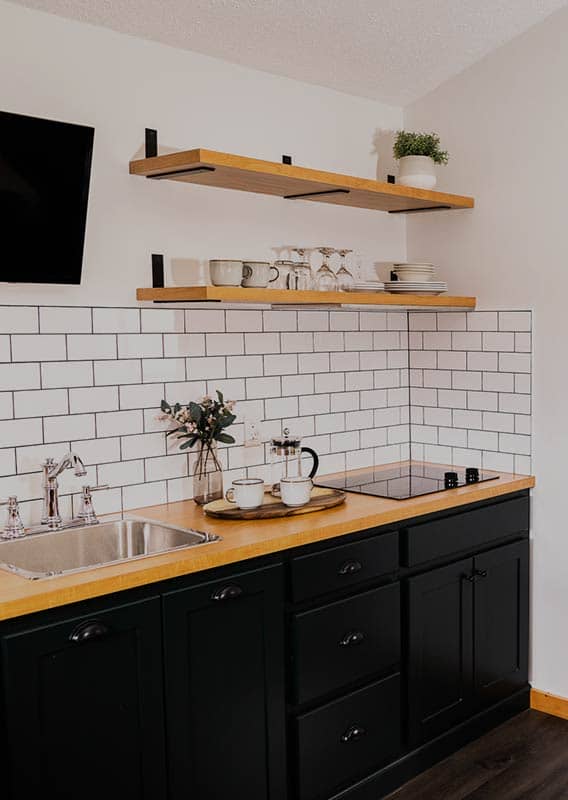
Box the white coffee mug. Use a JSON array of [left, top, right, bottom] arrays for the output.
[[242, 261, 279, 288], [280, 477, 312, 507], [225, 478, 264, 509], [209, 260, 243, 286]]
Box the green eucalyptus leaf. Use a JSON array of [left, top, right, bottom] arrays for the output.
[[216, 433, 235, 444], [189, 402, 202, 423]]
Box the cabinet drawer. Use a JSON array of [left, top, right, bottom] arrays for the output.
[[402, 496, 529, 567], [296, 674, 401, 800], [292, 583, 400, 704], [290, 531, 398, 602]]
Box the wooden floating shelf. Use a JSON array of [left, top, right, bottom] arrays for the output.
[[136, 286, 476, 309], [129, 148, 474, 214]]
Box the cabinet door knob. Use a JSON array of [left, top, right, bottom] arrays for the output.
[[461, 573, 475, 583], [69, 619, 110, 642], [211, 584, 243, 602], [340, 724, 366, 743], [339, 630, 365, 647], [475, 569, 488, 578], [338, 560, 362, 576]]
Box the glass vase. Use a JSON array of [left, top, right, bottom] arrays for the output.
[[192, 440, 224, 505]]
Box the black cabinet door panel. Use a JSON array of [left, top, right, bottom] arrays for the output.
[[292, 583, 400, 704], [407, 557, 474, 745], [1, 597, 166, 800], [163, 564, 286, 800], [474, 540, 529, 707], [402, 496, 529, 567], [291, 531, 398, 602], [296, 674, 401, 800]]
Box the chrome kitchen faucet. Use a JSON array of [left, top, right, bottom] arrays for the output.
[[41, 452, 88, 528]]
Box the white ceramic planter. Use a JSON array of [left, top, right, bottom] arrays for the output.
[[397, 155, 437, 190]]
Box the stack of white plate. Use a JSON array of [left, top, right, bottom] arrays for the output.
[[345, 281, 385, 293], [384, 281, 447, 296], [386, 262, 447, 295]]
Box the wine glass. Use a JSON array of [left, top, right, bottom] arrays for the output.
[[315, 247, 338, 291], [336, 249, 355, 291]]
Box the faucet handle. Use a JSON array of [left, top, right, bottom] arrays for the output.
[[0, 496, 26, 539], [77, 485, 109, 525]]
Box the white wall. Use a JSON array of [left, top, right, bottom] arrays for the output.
[[0, 0, 404, 306], [404, 6, 568, 698]]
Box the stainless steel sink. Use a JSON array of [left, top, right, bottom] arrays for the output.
[[0, 518, 221, 580]]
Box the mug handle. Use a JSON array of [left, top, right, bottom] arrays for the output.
[[225, 488, 236, 503], [301, 447, 319, 478], [269, 266, 280, 284], [242, 265, 252, 279]]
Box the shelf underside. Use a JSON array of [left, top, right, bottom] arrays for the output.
[[136, 286, 476, 309], [129, 149, 474, 214]]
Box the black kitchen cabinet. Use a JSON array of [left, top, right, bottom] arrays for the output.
[[407, 539, 529, 746], [407, 557, 474, 744], [162, 563, 287, 800], [474, 540, 529, 708], [0, 596, 167, 800]]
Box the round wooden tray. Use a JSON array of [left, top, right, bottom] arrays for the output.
[[203, 487, 346, 520]]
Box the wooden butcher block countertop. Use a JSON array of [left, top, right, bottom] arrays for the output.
[[0, 470, 534, 622]]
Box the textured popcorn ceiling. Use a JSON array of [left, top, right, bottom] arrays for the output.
[[8, 0, 568, 104]]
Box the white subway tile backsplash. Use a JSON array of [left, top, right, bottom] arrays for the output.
[[12, 334, 66, 362], [264, 310, 297, 331], [499, 393, 531, 414], [40, 307, 92, 334], [499, 353, 530, 373], [263, 354, 298, 376], [0, 305, 531, 525], [483, 451, 514, 472], [142, 358, 185, 383], [226, 310, 263, 333], [163, 334, 205, 358], [499, 432, 531, 455], [343, 332, 371, 351], [245, 332, 280, 354], [315, 372, 345, 394], [121, 432, 165, 461], [98, 459, 145, 487], [0, 393, 13, 420], [68, 335, 117, 360], [452, 331, 481, 351], [97, 410, 143, 438], [123, 481, 167, 510], [15, 388, 68, 418], [282, 332, 314, 353], [499, 311, 531, 332], [141, 309, 184, 333], [44, 414, 95, 443], [93, 307, 140, 333], [118, 334, 163, 359], [120, 384, 166, 410], [466, 311, 498, 331], [0, 418, 43, 448], [482, 332, 515, 352], [0, 306, 38, 333], [94, 359, 140, 386]]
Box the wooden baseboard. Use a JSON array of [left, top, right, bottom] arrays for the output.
[[531, 688, 568, 720]]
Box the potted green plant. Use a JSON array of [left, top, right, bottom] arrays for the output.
[[393, 131, 449, 190], [160, 390, 237, 505]]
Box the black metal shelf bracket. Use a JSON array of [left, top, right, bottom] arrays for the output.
[[148, 166, 216, 180], [145, 128, 158, 158], [284, 188, 350, 200], [282, 155, 292, 165], [389, 205, 452, 214]]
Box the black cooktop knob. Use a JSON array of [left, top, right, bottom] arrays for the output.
[[444, 471, 459, 489], [465, 467, 480, 484]]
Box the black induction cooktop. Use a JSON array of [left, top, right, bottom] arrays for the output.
[[315, 462, 498, 501]]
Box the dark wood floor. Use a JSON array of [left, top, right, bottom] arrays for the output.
[[387, 710, 568, 799]]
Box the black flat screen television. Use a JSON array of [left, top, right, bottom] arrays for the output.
[[0, 110, 94, 285]]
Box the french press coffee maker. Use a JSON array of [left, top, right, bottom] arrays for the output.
[[270, 428, 319, 496]]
